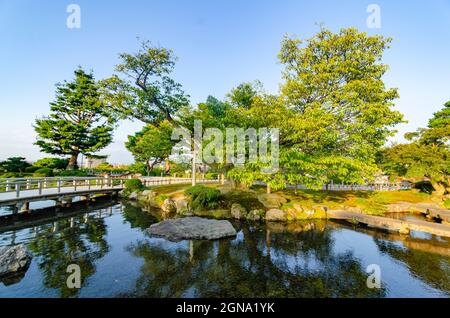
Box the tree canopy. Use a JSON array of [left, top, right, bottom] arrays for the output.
[[101, 40, 190, 125], [34, 68, 116, 170], [226, 28, 404, 190]]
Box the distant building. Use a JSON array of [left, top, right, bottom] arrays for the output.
[[81, 157, 107, 169]]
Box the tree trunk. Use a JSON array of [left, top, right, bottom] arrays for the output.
[[165, 158, 171, 174], [67, 153, 79, 170]]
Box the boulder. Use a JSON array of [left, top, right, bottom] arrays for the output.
[[0, 245, 32, 278], [129, 192, 138, 200], [174, 199, 191, 216], [161, 199, 177, 214], [231, 203, 247, 219], [257, 193, 287, 209], [147, 217, 237, 242], [265, 209, 287, 222], [247, 209, 265, 221]]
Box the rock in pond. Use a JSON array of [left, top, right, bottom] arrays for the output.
[[147, 217, 237, 242], [0, 244, 32, 278], [231, 203, 247, 219], [128, 192, 138, 200]]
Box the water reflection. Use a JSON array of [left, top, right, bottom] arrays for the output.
[[122, 220, 386, 298], [27, 212, 109, 297], [0, 202, 449, 298]]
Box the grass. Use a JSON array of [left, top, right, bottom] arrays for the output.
[[276, 189, 435, 216]]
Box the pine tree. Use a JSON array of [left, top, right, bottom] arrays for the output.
[[34, 68, 116, 170]]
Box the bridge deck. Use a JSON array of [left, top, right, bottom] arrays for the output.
[[0, 185, 123, 206]]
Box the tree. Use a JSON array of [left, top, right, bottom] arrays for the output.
[[226, 81, 263, 109], [378, 101, 450, 193], [0, 157, 31, 172], [34, 68, 116, 170], [228, 28, 404, 190], [126, 120, 174, 173], [33, 157, 69, 170], [101, 40, 190, 125]]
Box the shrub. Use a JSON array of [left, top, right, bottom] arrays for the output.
[[56, 170, 90, 177], [33, 167, 54, 177], [25, 166, 40, 173], [205, 172, 219, 180], [444, 199, 450, 209], [185, 185, 221, 210], [124, 178, 144, 195], [33, 158, 69, 170], [155, 194, 169, 205]]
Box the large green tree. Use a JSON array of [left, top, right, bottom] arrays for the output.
[[101, 40, 190, 125], [228, 28, 404, 190], [126, 120, 174, 173], [378, 101, 450, 193], [34, 68, 116, 170], [0, 157, 30, 173]]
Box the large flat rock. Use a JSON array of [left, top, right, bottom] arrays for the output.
[[147, 217, 237, 242], [0, 244, 32, 278]]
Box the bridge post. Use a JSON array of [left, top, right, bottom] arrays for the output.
[[26, 179, 30, 190], [44, 178, 48, 189], [73, 179, 77, 191], [6, 180, 10, 192], [38, 181, 43, 195], [57, 179, 61, 193], [15, 183, 20, 198]]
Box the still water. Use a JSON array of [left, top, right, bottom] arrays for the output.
[[0, 201, 449, 298]]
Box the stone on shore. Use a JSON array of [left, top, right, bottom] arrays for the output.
[[0, 244, 32, 278], [231, 203, 247, 219], [257, 193, 287, 209], [147, 217, 237, 242], [265, 209, 287, 222]]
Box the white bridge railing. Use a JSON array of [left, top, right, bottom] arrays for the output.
[[0, 176, 221, 199], [0, 176, 127, 198]]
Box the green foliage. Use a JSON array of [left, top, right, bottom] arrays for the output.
[[56, 169, 90, 177], [223, 28, 403, 190], [444, 199, 450, 209], [101, 40, 190, 124], [124, 178, 144, 195], [25, 166, 40, 173], [33, 158, 69, 170], [155, 194, 169, 205], [378, 101, 450, 191], [185, 185, 221, 210], [128, 162, 147, 175], [34, 68, 116, 170], [126, 120, 174, 173], [33, 167, 54, 177], [205, 172, 218, 179], [226, 81, 263, 109], [0, 157, 31, 173], [0, 172, 32, 178]]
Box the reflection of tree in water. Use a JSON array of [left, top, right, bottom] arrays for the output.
[[121, 203, 159, 230], [375, 238, 450, 295], [28, 213, 109, 298], [123, 221, 385, 297]]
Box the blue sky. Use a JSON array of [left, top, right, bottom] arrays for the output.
[[1, 0, 449, 164]]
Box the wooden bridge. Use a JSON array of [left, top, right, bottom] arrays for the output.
[[0, 176, 219, 214]]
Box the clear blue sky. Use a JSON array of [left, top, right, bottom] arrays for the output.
[[1, 0, 449, 164]]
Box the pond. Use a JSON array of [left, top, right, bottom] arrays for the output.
[[0, 201, 449, 298]]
